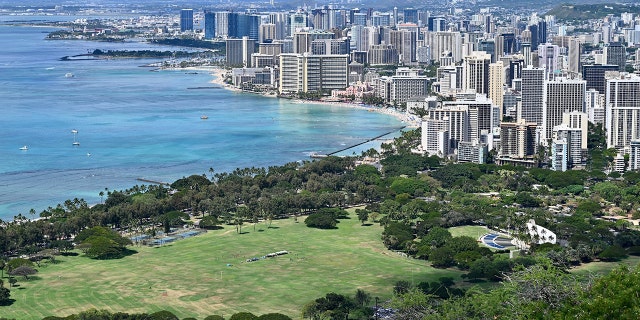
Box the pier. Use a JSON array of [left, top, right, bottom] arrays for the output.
[[136, 178, 171, 186], [310, 126, 406, 158]]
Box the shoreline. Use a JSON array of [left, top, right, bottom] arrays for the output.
[[175, 65, 421, 128]]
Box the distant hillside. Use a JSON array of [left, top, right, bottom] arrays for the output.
[[546, 3, 640, 21]]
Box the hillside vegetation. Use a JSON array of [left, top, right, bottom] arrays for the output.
[[546, 3, 640, 21]]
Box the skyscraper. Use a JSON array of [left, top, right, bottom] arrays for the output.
[[403, 8, 418, 24], [603, 42, 627, 72], [226, 37, 254, 67], [583, 64, 619, 94], [180, 9, 194, 32], [463, 51, 491, 95], [606, 73, 640, 152], [520, 66, 545, 126], [499, 119, 537, 161], [204, 11, 215, 40], [537, 43, 560, 76], [489, 61, 505, 118], [390, 29, 417, 65], [568, 37, 581, 75], [542, 78, 586, 143]]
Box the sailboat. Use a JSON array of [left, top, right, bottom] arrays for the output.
[[72, 129, 80, 146]]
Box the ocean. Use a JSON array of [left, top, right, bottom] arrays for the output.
[[0, 16, 404, 220]]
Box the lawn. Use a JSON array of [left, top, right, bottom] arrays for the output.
[[448, 225, 490, 239], [2, 212, 461, 319], [570, 256, 640, 276]]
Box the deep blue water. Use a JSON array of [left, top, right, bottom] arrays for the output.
[[0, 18, 404, 220]]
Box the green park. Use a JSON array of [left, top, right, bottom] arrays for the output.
[[0, 210, 460, 319]]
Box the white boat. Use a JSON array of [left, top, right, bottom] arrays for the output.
[[72, 129, 80, 146], [65, 73, 74, 78], [200, 115, 209, 120], [19, 145, 28, 150]]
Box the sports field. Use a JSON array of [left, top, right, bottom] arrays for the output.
[[2, 212, 461, 319]]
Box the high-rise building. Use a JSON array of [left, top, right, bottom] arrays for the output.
[[551, 139, 569, 172], [368, 44, 398, 65], [568, 37, 581, 75], [583, 64, 619, 93], [352, 13, 367, 26], [463, 51, 491, 95], [215, 11, 230, 38], [390, 29, 417, 65], [537, 43, 560, 76], [562, 111, 588, 149], [259, 24, 277, 43], [425, 106, 469, 151], [520, 66, 545, 126], [311, 38, 350, 55], [425, 31, 462, 62], [603, 42, 627, 71], [630, 140, 640, 171], [605, 73, 640, 152], [499, 119, 538, 160], [542, 78, 586, 143], [371, 68, 429, 103], [294, 30, 334, 54], [445, 94, 497, 142], [278, 53, 349, 94], [427, 16, 446, 32], [290, 11, 308, 36], [403, 8, 418, 24], [226, 37, 255, 67], [204, 11, 215, 40], [180, 9, 194, 32], [537, 20, 548, 45], [585, 88, 605, 125], [421, 119, 450, 157], [458, 140, 488, 164], [489, 61, 505, 118]]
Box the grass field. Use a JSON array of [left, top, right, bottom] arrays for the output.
[[2, 212, 461, 319], [570, 256, 640, 276], [448, 225, 490, 239]]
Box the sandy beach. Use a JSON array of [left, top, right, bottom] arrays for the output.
[[202, 66, 421, 128]]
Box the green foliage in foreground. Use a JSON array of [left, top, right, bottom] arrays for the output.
[[40, 309, 292, 320], [419, 263, 640, 320]]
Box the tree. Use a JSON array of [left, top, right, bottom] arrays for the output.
[[203, 316, 226, 320], [8, 265, 37, 280], [355, 209, 369, 225], [229, 312, 258, 320], [387, 288, 435, 320], [257, 314, 292, 320], [149, 310, 179, 320], [199, 215, 221, 229], [421, 227, 452, 248], [5, 258, 33, 273], [0, 278, 9, 305], [560, 264, 640, 319], [354, 289, 371, 307], [75, 226, 133, 259], [304, 212, 337, 229]]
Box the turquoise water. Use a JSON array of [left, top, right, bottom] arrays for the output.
[[0, 18, 404, 220]]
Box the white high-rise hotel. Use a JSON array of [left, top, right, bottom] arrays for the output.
[[542, 78, 586, 144], [606, 74, 640, 153]]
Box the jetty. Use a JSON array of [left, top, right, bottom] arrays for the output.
[[310, 126, 406, 158], [136, 178, 171, 186]]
